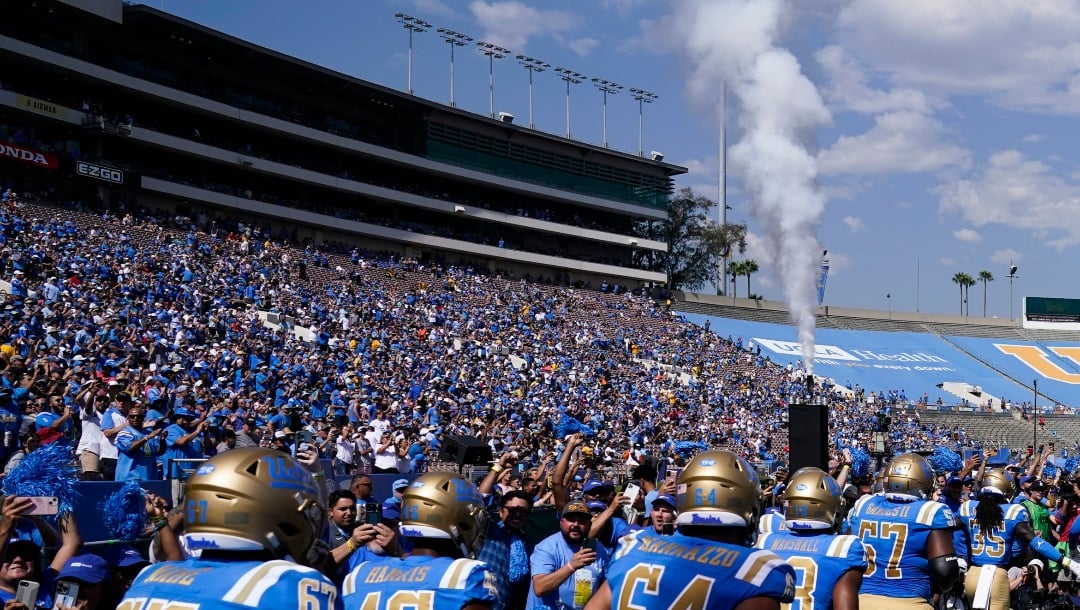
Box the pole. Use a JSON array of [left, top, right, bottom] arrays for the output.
[[720, 81, 728, 295], [528, 69, 534, 126], [916, 258, 920, 313], [450, 41, 456, 106], [517, 56, 549, 129], [565, 79, 571, 137], [488, 54, 494, 117], [438, 29, 472, 108], [591, 78, 622, 148], [1033, 378, 1038, 450], [395, 14, 430, 96], [555, 68, 585, 139], [629, 88, 656, 157]]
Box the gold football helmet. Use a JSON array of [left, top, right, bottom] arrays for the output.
[[980, 468, 1015, 499], [676, 450, 762, 528], [399, 472, 489, 559], [783, 467, 842, 531], [882, 452, 934, 500], [182, 448, 327, 566]]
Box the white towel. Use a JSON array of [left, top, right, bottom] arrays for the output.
[[971, 565, 995, 610]]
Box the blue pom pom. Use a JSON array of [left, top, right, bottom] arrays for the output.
[[929, 447, 962, 474], [849, 447, 872, 478], [555, 414, 594, 439], [1066, 456, 1079, 475], [97, 481, 147, 542], [1043, 464, 1058, 480], [1, 444, 80, 514], [674, 441, 708, 458]]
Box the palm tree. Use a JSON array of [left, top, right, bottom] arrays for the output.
[[728, 261, 746, 298], [978, 270, 994, 317], [952, 272, 975, 315], [740, 259, 759, 298]]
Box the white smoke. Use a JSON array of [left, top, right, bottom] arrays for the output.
[[660, 0, 830, 373]]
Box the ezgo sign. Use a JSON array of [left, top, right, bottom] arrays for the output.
[[76, 161, 124, 185]]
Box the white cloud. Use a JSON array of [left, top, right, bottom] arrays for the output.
[[676, 155, 719, 179], [815, 45, 939, 115], [990, 249, 1021, 265], [842, 215, 864, 232], [1022, 134, 1045, 144], [953, 228, 982, 243], [566, 37, 600, 57], [468, 1, 578, 50], [598, 0, 648, 14], [818, 111, 970, 175], [405, 0, 455, 18], [835, 0, 1080, 113], [939, 256, 958, 268], [938, 150, 1080, 249]]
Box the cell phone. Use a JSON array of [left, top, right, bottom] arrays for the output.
[[623, 482, 641, 503], [661, 523, 675, 536], [582, 537, 596, 551], [364, 502, 381, 525], [27, 497, 58, 516], [296, 430, 314, 445], [16, 580, 39, 607], [54, 580, 79, 609]]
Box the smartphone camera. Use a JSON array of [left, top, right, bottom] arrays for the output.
[[661, 523, 675, 536], [364, 502, 381, 525]]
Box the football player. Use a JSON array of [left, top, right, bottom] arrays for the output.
[[341, 472, 497, 610], [757, 467, 868, 610], [120, 447, 339, 610], [848, 452, 959, 610], [957, 469, 1080, 610], [586, 450, 795, 610]]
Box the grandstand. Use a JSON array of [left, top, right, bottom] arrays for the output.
[[0, 0, 684, 290], [676, 291, 1080, 413]]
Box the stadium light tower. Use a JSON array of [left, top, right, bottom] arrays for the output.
[[517, 54, 549, 128], [437, 28, 472, 107], [1007, 263, 1019, 322], [395, 13, 430, 95], [629, 88, 657, 157], [555, 67, 586, 138], [476, 41, 509, 118], [591, 78, 623, 148]]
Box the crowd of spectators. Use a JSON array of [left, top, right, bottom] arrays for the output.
[[0, 181, 993, 495]]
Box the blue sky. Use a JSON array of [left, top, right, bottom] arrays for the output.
[[148, 0, 1080, 320]]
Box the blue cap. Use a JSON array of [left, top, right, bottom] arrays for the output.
[[101, 545, 149, 569], [586, 500, 608, 511], [583, 479, 609, 494], [57, 553, 109, 584], [381, 499, 401, 520], [1019, 476, 1033, 486], [392, 479, 409, 491], [173, 408, 196, 418], [946, 477, 963, 486], [653, 494, 677, 508], [11, 388, 29, 403]]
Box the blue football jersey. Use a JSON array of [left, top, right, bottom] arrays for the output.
[[758, 512, 787, 535], [756, 531, 868, 610], [342, 555, 497, 610], [957, 500, 1029, 567], [605, 530, 795, 610], [119, 558, 340, 610], [848, 494, 956, 601]]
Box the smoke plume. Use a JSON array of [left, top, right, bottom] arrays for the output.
[[660, 0, 830, 373]]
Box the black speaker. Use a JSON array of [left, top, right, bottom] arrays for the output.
[[788, 404, 829, 472], [438, 435, 493, 466]]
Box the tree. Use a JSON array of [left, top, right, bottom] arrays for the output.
[[636, 188, 748, 292], [732, 259, 759, 298], [978, 270, 994, 317], [952, 271, 976, 316], [728, 260, 745, 298]]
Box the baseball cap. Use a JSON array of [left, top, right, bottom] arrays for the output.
[[586, 500, 608, 512], [582, 479, 609, 495], [57, 553, 109, 584], [101, 545, 150, 569], [1029, 480, 1047, 492], [562, 501, 592, 518], [946, 477, 963, 486], [5, 539, 41, 561], [1019, 476, 1033, 486], [173, 408, 196, 419], [652, 494, 677, 509], [392, 479, 410, 491]]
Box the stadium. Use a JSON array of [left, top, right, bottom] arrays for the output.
[[3, 0, 1080, 585]]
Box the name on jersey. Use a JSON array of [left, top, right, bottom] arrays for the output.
[[862, 503, 914, 518], [637, 535, 740, 567], [144, 565, 213, 586], [363, 565, 431, 584], [766, 538, 823, 554]]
